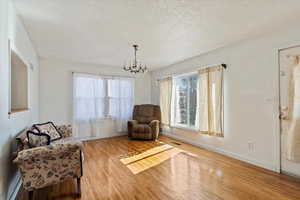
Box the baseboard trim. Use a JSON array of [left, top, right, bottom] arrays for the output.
[[77, 132, 127, 142], [281, 170, 300, 179], [8, 176, 21, 200], [162, 132, 278, 172]]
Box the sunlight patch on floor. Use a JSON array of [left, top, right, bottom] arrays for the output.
[[120, 144, 173, 165], [120, 144, 184, 174]]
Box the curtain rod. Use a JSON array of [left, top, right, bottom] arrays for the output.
[[71, 71, 135, 79], [157, 63, 227, 81]]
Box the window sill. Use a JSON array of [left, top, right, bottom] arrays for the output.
[[171, 125, 199, 134], [75, 117, 114, 122], [9, 108, 29, 115], [169, 126, 224, 137]]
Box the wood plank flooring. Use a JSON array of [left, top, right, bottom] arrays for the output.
[[17, 136, 300, 200]]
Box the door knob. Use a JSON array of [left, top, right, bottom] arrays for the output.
[[279, 114, 288, 120]]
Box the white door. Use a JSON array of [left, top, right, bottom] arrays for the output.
[[279, 46, 300, 177]]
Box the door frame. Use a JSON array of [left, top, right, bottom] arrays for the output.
[[276, 43, 300, 173]]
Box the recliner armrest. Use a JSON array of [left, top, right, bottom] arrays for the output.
[[149, 120, 160, 140]]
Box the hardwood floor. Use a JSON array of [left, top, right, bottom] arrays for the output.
[[18, 136, 300, 200]]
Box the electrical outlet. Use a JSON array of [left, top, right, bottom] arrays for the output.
[[248, 142, 254, 152]]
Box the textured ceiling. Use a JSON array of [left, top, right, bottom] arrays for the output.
[[13, 0, 300, 70]]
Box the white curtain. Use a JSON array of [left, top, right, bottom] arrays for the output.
[[286, 61, 300, 162], [198, 65, 224, 136], [108, 78, 134, 132], [159, 77, 172, 126], [73, 73, 134, 139]]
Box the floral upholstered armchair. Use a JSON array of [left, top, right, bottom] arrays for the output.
[[13, 124, 83, 200]]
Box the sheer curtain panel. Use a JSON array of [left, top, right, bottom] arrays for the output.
[[286, 60, 300, 162], [198, 65, 224, 136], [73, 73, 106, 139], [159, 77, 172, 126], [108, 78, 134, 132], [73, 73, 134, 139]]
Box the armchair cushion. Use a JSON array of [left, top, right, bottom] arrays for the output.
[[132, 125, 152, 140], [14, 142, 83, 191], [27, 131, 50, 148], [133, 124, 151, 133], [138, 116, 155, 124], [34, 121, 62, 142]]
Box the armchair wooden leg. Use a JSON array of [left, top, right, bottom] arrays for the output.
[[76, 177, 81, 197], [28, 191, 34, 200]]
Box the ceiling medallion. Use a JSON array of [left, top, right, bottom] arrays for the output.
[[123, 44, 147, 74]]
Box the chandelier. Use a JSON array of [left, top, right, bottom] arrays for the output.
[[123, 44, 147, 74]]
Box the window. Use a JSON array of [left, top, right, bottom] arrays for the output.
[[10, 49, 29, 114], [73, 75, 106, 120], [160, 65, 224, 136], [73, 73, 134, 137], [73, 74, 134, 121], [173, 73, 198, 129], [107, 78, 134, 119]]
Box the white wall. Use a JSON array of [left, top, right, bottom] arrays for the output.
[[0, 2, 39, 199], [39, 58, 151, 138], [151, 24, 300, 172]]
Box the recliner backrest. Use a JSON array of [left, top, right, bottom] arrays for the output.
[[133, 104, 161, 124]]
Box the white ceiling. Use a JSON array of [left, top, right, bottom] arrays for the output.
[[13, 0, 300, 70]]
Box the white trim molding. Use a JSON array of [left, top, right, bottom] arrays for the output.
[[8, 176, 21, 200], [162, 132, 278, 172]]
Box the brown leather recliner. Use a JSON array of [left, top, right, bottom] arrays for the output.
[[128, 104, 161, 140]]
